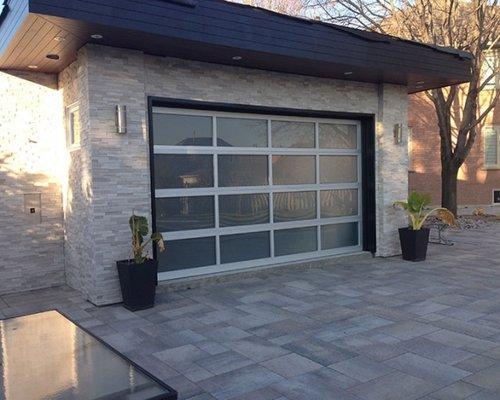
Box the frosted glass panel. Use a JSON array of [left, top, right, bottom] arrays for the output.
[[154, 154, 213, 189], [153, 113, 213, 146], [321, 189, 358, 218], [156, 196, 214, 231], [217, 117, 268, 147], [273, 155, 316, 185], [319, 123, 357, 149], [221, 231, 270, 263], [158, 237, 216, 271], [321, 223, 359, 249], [272, 121, 315, 148], [218, 155, 268, 187], [275, 226, 317, 256], [219, 193, 269, 227], [273, 191, 316, 222], [320, 156, 358, 183]]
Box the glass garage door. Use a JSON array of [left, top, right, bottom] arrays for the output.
[[151, 107, 362, 280]]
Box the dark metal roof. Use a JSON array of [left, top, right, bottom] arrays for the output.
[[0, 0, 471, 92], [219, 0, 472, 60]]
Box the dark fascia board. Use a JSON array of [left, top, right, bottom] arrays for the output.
[[201, 0, 472, 63], [29, 0, 471, 72], [0, 0, 9, 25], [26, 0, 469, 69], [217, 0, 471, 60], [0, 0, 29, 55], [0, 0, 471, 91]]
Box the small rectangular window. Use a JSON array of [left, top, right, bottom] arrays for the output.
[[493, 190, 500, 204], [66, 104, 81, 148], [483, 52, 499, 90], [484, 126, 499, 168]]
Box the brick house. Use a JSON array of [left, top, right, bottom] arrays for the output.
[[409, 46, 499, 212], [0, 0, 470, 305]]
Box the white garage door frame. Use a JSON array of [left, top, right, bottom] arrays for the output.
[[151, 106, 363, 281]]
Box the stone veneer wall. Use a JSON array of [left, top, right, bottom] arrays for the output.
[[62, 44, 408, 305], [0, 70, 65, 294], [58, 56, 95, 299]]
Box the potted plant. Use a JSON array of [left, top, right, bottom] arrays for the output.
[[116, 214, 165, 311], [394, 191, 455, 262]]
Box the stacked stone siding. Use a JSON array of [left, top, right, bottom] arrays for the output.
[[0, 45, 409, 303], [0, 70, 65, 294], [376, 84, 410, 256], [58, 56, 95, 299], [59, 44, 408, 305], [85, 47, 151, 305]]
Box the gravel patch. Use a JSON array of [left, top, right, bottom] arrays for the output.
[[426, 215, 499, 231]]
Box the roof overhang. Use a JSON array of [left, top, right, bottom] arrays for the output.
[[0, 0, 472, 93]]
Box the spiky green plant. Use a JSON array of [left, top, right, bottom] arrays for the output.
[[394, 191, 456, 230], [129, 213, 165, 264]]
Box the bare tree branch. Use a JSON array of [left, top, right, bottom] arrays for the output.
[[306, 0, 498, 214], [231, 0, 305, 16]]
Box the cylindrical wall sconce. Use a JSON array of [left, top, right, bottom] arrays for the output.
[[393, 123, 403, 145], [115, 105, 127, 134]]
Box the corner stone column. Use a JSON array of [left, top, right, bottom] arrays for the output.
[[375, 84, 409, 257], [85, 45, 151, 305]]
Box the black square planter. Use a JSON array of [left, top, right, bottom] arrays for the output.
[[398, 227, 430, 262], [116, 259, 158, 311]]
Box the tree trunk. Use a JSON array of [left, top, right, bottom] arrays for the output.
[[441, 164, 459, 216]]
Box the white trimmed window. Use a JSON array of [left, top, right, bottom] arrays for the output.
[[484, 125, 499, 168], [66, 103, 81, 148], [483, 51, 499, 90]]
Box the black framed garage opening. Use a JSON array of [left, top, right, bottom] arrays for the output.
[[148, 97, 376, 281]]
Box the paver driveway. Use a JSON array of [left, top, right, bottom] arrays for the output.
[[1, 225, 499, 400]]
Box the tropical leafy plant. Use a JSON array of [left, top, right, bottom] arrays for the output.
[[129, 213, 165, 264], [393, 191, 456, 230]]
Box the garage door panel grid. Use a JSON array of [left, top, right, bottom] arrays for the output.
[[151, 107, 363, 280]]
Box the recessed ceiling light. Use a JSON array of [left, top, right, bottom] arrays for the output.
[[416, 80, 425, 84], [344, 71, 353, 75], [415, 85, 423, 89], [28, 65, 38, 69], [46, 54, 60, 60], [91, 34, 103, 39], [232, 56, 243, 61], [54, 36, 66, 42]]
